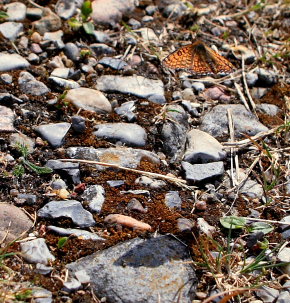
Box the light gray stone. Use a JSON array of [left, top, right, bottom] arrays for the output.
[[0, 106, 15, 132], [200, 104, 268, 138], [55, 0, 79, 19], [90, 43, 115, 56], [135, 176, 166, 188], [0, 22, 23, 40], [246, 72, 258, 87], [256, 286, 279, 303], [67, 235, 197, 303], [184, 129, 226, 163], [51, 67, 70, 79], [96, 75, 165, 103], [65, 87, 112, 113], [64, 42, 80, 61], [165, 191, 182, 209], [49, 76, 80, 89], [0, 73, 13, 84], [82, 185, 105, 213], [33, 288, 52, 303], [38, 200, 95, 228], [21, 238, 55, 265], [277, 247, 290, 275], [18, 71, 50, 96], [47, 225, 105, 241], [98, 57, 128, 70], [161, 105, 189, 161], [192, 82, 205, 92], [63, 278, 82, 292], [276, 291, 290, 303], [4, 2, 27, 21], [0, 203, 33, 243], [177, 218, 194, 233], [43, 30, 64, 48], [182, 161, 224, 182], [35, 263, 53, 275], [256, 104, 280, 116], [0, 53, 29, 71], [93, 123, 147, 147], [257, 68, 277, 87], [33, 8, 62, 35], [35, 122, 71, 148], [10, 132, 35, 153], [26, 8, 43, 20], [46, 160, 80, 184]]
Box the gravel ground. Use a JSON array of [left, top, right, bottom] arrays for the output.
[[0, 0, 289, 302]]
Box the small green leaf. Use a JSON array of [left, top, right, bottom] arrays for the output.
[[248, 222, 274, 235], [83, 22, 95, 35], [220, 216, 247, 229], [68, 18, 82, 30], [0, 11, 9, 20], [81, 1, 93, 21], [58, 237, 69, 249], [22, 159, 53, 175]]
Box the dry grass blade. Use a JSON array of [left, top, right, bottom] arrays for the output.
[[59, 158, 194, 190], [202, 288, 256, 303]]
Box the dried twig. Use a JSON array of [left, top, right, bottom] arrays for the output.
[[234, 82, 251, 111], [59, 158, 194, 190]]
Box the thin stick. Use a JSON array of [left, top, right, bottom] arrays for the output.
[[234, 82, 251, 112], [242, 55, 256, 112], [245, 217, 290, 226], [222, 126, 280, 148], [228, 109, 238, 186], [59, 159, 194, 190]]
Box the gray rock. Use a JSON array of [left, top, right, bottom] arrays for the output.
[[0, 105, 15, 132], [49, 76, 80, 89], [75, 269, 91, 284], [50, 178, 67, 189], [182, 161, 224, 182], [55, 0, 79, 19], [192, 82, 205, 92], [67, 235, 197, 303], [82, 185, 105, 213], [26, 8, 43, 20], [35, 263, 53, 275], [200, 104, 268, 138], [38, 200, 95, 228], [0, 22, 23, 41], [64, 42, 80, 61], [163, 3, 187, 19], [0, 53, 29, 71], [246, 72, 258, 87], [257, 68, 277, 87], [21, 238, 55, 265], [165, 191, 182, 209], [63, 278, 82, 292], [90, 43, 115, 56], [277, 247, 290, 275], [0, 92, 23, 103], [255, 286, 279, 303], [286, 177, 290, 195], [251, 87, 268, 99], [177, 218, 195, 233], [33, 8, 62, 35], [239, 178, 264, 198], [4, 2, 27, 21], [184, 129, 226, 163], [96, 75, 165, 103], [256, 103, 280, 116], [71, 115, 86, 133], [181, 101, 200, 117], [146, 5, 158, 15], [0, 203, 33, 244], [27, 53, 40, 63], [128, 18, 141, 29], [142, 15, 154, 22], [182, 88, 195, 101], [45, 160, 80, 184], [33, 288, 52, 303], [65, 87, 112, 113], [98, 57, 128, 70], [127, 198, 147, 213], [107, 180, 125, 187], [51, 67, 69, 79], [43, 30, 64, 49], [93, 123, 147, 147], [18, 71, 50, 96], [91, 0, 137, 27], [17, 194, 37, 205], [47, 226, 105, 241], [135, 176, 166, 189], [35, 122, 71, 148], [93, 30, 111, 43], [276, 291, 290, 303], [10, 132, 35, 153], [161, 105, 189, 161], [0, 73, 13, 84], [114, 101, 136, 122], [66, 146, 160, 170]]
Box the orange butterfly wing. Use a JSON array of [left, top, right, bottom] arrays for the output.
[[162, 42, 235, 75]]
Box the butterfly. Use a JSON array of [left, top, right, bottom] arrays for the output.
[[162, 40, 235, 76]]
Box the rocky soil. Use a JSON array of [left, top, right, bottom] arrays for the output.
[[0, 0, 289, 302]]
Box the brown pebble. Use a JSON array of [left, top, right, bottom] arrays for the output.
[[195, 201, 207, 210], [104, 214, 152, 231]]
